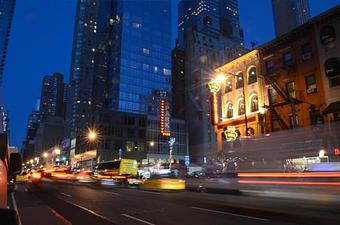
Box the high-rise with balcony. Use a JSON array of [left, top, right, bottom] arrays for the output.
[[272, 0, 311, 36], [0, 0, 15, 132]]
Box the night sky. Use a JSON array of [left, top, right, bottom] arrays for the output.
[[3, 0, 340, 148]]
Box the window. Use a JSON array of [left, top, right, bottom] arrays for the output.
[[143, 48, 150, 54], [142, 64, 149, 71], [287, 81, 296, 98], [248, 67, 257, 84], [329, 76, 340, 87], [225, 79, 232, 93], [126, 141, 134, 152], [226, 102, 233, 118], [127, 128, 135, 138], [238, 99, 245, 115], [203, 16, 212, 25], [250, 95, 259, 112], [163, 68, 171, 76], [132, 23, 142, 29], [305, 74, 317, 94], [266, 60, 274, 74], [236, 73, 244, 89], [289, 114, 298, 128], [283, 52, 293, 66], [301, 43, 312, 60]]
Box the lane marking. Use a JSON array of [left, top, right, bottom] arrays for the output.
[[104, 191, 121, 196], [191, 206, 269, 222], [61, 192, 72, 197], [121, 214, 155, 225], [11, 192, 22, 225], [48, 207, 72, 225], [61, 199, 115, 224]]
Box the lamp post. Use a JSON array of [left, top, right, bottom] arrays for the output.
[[86, 128, 98, 169], [168, 137, 176, 171]]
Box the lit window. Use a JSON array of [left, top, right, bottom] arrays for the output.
[[248, 67, 257, 84], [287, 81, 296, 98], [238, 99, 245, 115], [154, 66, 158, 73], [143, 48, 150, 55], [236, 73, 244, 89], [226, 102, 233, 118], [132, 23, 142, 29], [163, 68, 171, 76], [250, 95, 258, 112]]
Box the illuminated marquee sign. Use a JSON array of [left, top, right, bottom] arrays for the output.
[[160, 99, 171, 136], [208, 79, 220, 93], [223, 126, 240, 142], [210, 93, 219, 125]]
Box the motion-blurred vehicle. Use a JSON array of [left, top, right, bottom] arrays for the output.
[[0, 133, 22, 225], [16, 171, 28, 182], [140, 174, 185, 191], [93, 159, 138, 186], [127, 176, 145, 186], [75, 171, 97, 183], [186, 172, 238, 193], [28, 170, 43, 184]]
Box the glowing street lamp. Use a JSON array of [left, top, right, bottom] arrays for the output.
[[216, 73, 226, 84], [149, 141, 155, 147], [54, 148, 61, 155], [319, 149, 326, 158], [42, 152, 49, 158], [87, 129, 98, 142], [30, 159, 34, 164]]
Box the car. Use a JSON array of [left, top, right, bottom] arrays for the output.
[[186, 172, 239, 193], [28, 170, 43, 184], [140, 174, 185, 191], [75, 171, 97, 183], [16, 171, 28, 182]]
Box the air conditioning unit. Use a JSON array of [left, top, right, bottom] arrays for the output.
[[302, 52, 312, 60], [306, 87, 316, 94]]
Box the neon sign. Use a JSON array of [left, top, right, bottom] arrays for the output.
[[210, 93, 219, 125], [223, 126, 240, 142], [160, 99, 171, 136], [208, 79, 220, 93]]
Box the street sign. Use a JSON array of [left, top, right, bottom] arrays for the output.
[[184, 155, 190, 167]]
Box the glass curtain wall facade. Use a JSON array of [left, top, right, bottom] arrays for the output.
[[108, 0, 172, 114]]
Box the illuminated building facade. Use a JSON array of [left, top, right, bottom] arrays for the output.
[[215, 50, 268, 150]]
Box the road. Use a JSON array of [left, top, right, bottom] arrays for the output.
[[10, 181, 340, 225]]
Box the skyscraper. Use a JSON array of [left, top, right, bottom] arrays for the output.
[[107, 0, 172, 114], [0, 0, 15, 132], [0, 0, 15, 88], [272, 0, 311, 36], [176, 0, 245, 163], [39, 73, 65, 121], [178, 0, 243, 48], [68, 0, 172, 133]]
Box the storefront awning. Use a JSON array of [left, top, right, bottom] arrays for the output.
[[323, 101, 340, 114], [324, 57, 340, 77]]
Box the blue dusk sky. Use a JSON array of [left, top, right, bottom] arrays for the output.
[[3, 0, 340, 147]]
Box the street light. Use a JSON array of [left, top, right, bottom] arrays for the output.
[[87, 129, 98, 142], [54, 148, 61, 155], [149, 141, 155, 147], [42, 152, 48, 158]]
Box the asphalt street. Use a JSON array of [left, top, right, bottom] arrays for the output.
[[10, 181, 340, 225]]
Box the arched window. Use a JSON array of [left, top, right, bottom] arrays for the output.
[[248, 67, 257, 84], [226, 102, 233, 118], [236, 72, 244, 89], [225, 78, 232, 93], [238, 98, 245, 115], [250, 95, 259, 112]]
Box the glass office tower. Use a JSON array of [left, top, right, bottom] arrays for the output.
[[108, 0, 172, 114]]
